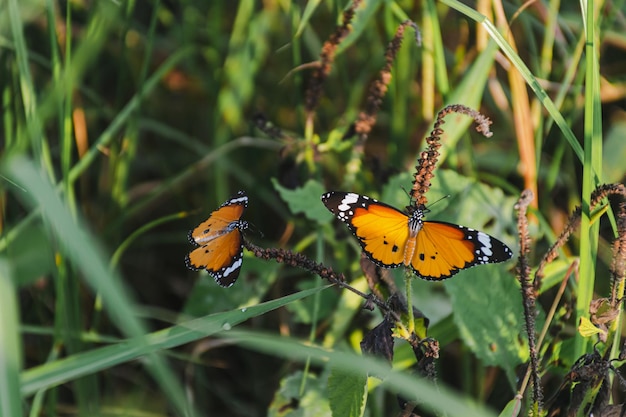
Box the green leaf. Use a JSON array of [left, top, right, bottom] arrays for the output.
[[268, 370, 331, 417], [328, 366, 367, 417], [498, 397, 521, 417], [444, 266, 527, 384], [7, 222, 55, 286], [272, 178, 334, 223]]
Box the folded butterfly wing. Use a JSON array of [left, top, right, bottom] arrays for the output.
[[350, 203, 410, 267], [185, 226, 245, 287], [186, 191, 249, 287]]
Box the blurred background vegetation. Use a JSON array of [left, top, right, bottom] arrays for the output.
[[2, 0, 626, 416]]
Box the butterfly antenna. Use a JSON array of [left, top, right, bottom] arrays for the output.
[[427, 194, 451, 209], [246, 222, 264, 238]]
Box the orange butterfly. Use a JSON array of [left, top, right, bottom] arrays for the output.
[[321, 191, 513, 280], [185, 191, 248, 287]]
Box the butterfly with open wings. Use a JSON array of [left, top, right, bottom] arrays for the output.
[[185, 191, 248, 287], [321, 191, 513, 280]]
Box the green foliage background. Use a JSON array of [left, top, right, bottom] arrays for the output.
[[1, 0, 625, 416]]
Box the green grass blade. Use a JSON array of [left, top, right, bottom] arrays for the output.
[[224, 330, 499, 417], [0, 260, 23, 417], [3, 156, 192, 416], [68, 46, 194, 185], [21, 285, 330, 396], [441, 0, 584, 163], [575, 0, 603, 359]]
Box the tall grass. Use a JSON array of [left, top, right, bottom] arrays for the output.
[[0, 0, 624, 416]]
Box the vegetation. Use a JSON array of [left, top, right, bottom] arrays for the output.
[[1, 0, 626, 416]]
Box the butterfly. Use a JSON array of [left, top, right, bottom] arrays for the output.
[[321, 191, 513, 280], [185, 191, 249, 287]]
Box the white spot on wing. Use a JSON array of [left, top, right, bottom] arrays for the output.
[[222, 256, 242, 277], [477, 232, 494, 256], [338, 193, 360, 212]]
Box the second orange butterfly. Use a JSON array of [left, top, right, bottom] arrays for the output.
[[185, 191, 248, 287]]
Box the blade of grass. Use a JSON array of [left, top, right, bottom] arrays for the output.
[[438, 40, 499, 161], [576, 0, 603, 359], [6, 0, 53, 179], [43, 2, 100, 411], [0, 259, 22, 417], [224, 329, 499, 417], [68, 46, 194, 186], [4, 157, 193, 416], [112, 0, 160, 210], [493, 0, 537, 206], [0, 47, 193, 254], [441, 0, 584, 164], [21, 285, 330, 396], [90, 211, 189, 332]]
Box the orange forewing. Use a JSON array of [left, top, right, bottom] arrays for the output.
[[351, 204, 409, 267], [189, 204, 246, 244], [186, 230, 243, 272]]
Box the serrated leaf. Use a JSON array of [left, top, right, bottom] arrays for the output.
[[328, 366, 367, 417], [445, 266, 527, 384], [272, 178, 334, 224], [268, 370, 330, 417]]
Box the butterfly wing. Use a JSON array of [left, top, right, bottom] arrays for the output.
[[187, 191, 248, 246], [410, 221, 513, 280], [321, 192, 410, 267], [185, 227, 245, 287], [185, 191, 248, 287]]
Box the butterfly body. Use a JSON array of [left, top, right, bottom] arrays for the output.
[[186, 191, 248, 287], [321, 191, 513, 280]]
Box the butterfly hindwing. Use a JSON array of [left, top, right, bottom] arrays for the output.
[[185, 191, 248, 287], [411, 221, 513, 280], [321, 192, 409, 267]]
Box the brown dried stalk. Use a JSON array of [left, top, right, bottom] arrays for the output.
[[410, 104, 493, 206], [243, 238, 390, 311], [534, 183, 626, 291], [304, 0, 362, 117], [610, 201, 626, 306], [353, 20, 421, 139], [514, 189, 543, 408]]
